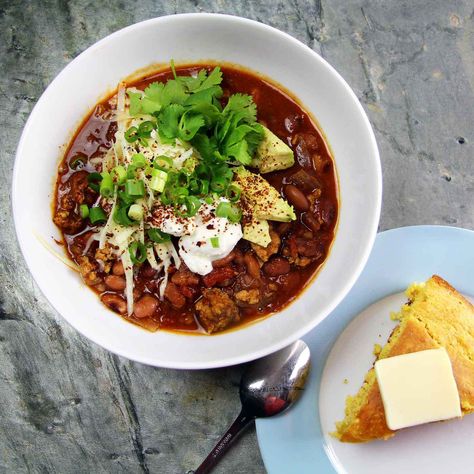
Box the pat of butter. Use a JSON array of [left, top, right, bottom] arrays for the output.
[[375, 348, 461, 431]]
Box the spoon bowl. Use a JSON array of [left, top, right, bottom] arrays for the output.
[[240, 340, 310, 418], [195, 340, 311, 473]]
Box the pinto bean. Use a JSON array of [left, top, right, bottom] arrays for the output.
[[112, 261, 125, 276], [202, 267, 236, 288], [244, 253, 261, 279], [104, 275, 126, 291], [101, 293, 127, 314], [284, 184, 309, 211], [134, 295, 159, 319], [263, 257, 291, 277]]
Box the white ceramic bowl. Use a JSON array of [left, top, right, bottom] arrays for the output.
[[13, 14, 381, 369]]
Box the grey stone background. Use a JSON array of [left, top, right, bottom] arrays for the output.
[[1, 1, 473, 473]]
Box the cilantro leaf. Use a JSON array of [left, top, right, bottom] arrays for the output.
[[140, 83, 165, 114], [144, 82, 164, 101], [128, 91, 143, 116], [178, 112, 206, 141], [187, 102, 221, 128], [179, 69, 207, 92], [245, 123, 264, 154], [226, 139, 252, 165], [191, 133, 219, 160], [184, 86, 223, 106], [158, 104, 185, 139], [193, 67, 223, 92], [161, 80, 188, 107], [222, 93, 257, 123]]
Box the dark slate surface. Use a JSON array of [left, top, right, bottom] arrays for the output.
[[1, 1, 473, 473]]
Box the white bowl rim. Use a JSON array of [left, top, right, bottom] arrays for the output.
[[12, 13, 382, 369]]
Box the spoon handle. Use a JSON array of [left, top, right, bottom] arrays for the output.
[[194, 409, 255, 474]]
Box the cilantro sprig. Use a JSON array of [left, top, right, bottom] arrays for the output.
[[125, 63, 263, 166]]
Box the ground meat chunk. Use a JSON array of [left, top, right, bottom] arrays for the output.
[[251, 229, 281, 262], [53, 209, 84, 234], [283, 235, 321, 267], [76, 255, 101, 286], [95, 244, 116, 273], [69, 171, 90, 204], [195, 288, 240, 334], [235, 289, 260, 305]]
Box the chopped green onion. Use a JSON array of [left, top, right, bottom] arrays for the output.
[[124, 126, 139, 142], [126, 164, 137, 179], [89, 206, 107, 224], [131, 153, 147, 168], [227, 206, 242, 223], [150, 169, 168, 192], [172, 171, 189, 188], [195, 163, 211, 178], [125, 179, 145, 198], [138, 121, 155, 136], [216, 201, 231, 218], [87, 172, 102, 192], [129, 241, 147, 264], [147, 228, 171, 243], [227, 205, 242, 223], [216, 201, 242, 223], [210, 176, 228, 194], [159, 190, 171, 206], [113, 205, 134, 226], [204, 196, 214, 205], [189, 178, 200, 194], [154, 155, 173, 170], [199, 179, 210, 195], [184, 196, 202, 217], [128, 203, 143, 221], [173, 186, 189, 203], [210, 237, 220, 248], [112, 165, 127, 184], [226, 184, 241, 202], [100, 172, 114, 197], [118, 190, 136, 206], [69, 154, 86, 170], [79, 204, 89, 219]]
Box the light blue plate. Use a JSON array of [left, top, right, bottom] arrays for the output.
[[256, 225, 474, 474]]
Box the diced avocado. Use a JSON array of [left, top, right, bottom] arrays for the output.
[[251, 125, 294, 173], [234, 167, 296, 222], [243, 218, 271, 247]]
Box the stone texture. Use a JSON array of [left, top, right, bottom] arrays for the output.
[[0, 1, 473, 473]]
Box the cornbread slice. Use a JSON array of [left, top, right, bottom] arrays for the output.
[[334, 275, 474, 443]]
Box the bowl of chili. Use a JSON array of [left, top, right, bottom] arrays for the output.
[[13, 14, 381, 368]]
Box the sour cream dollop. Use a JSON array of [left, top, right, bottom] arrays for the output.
[[178, 200, 242, 275]]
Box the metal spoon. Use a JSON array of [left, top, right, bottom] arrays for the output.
[[194, 340, 311, 474]]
